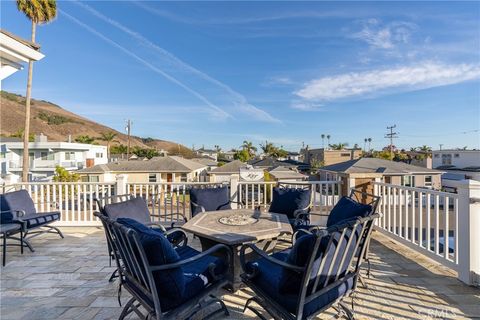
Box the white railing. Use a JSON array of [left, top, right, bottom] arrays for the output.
[[237, 181, 341, 214], [1, 182, 115, 226], [373, 182, 459, 270]]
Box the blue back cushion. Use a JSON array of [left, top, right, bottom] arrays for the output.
[[116, 218, 185, 300], [0, 190, 36, 224], [104, 196, 151, 224], [326, 196, 372, 227], [189, 187, 231, 217], [269, 187, 311, 219]]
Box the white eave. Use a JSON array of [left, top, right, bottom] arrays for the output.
[[0, 32, 44, 63]]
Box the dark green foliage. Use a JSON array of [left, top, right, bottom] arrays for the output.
[[37, 111, 80, 125]]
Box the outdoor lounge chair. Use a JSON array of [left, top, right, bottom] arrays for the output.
[[268, 182, 313, 231], [0, 190, 63, 252], [189, 185, 233, 217], [95, 195, 188, 282], [98, 213, 232, 320], [240, 213, 379, 320]]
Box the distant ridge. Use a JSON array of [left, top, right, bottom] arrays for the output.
[[0, 91, 193, 157]]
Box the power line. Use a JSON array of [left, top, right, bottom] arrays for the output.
[[385, 125, 399, 159]]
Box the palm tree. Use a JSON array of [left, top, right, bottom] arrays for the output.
[[321, 134, 325, 148], [214, 145, 222, 153], [364, 138, 367, 151], [100, 131, 117, 160], [241, 140, 257, 157], [17, 0, 57, 182], [74, 135, 96, 144], [260, 141, 275, 155], [367, 138, 372, 151], [329, 143, 348, 150], [326, 135, 331, 149]]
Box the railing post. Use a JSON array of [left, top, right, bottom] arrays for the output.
[[454, 179, 480, 287], [115, 174, 128, 196], [230, 176, 239, 209]]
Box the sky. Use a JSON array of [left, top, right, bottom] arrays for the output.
[[1, 1, 479, 152]]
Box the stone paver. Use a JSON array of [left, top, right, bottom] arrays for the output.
[[1, 227, 479, 319]]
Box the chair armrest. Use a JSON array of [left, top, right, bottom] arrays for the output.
[[239, 243, 304, 279], [190, 201, 205, 213], [165, 228, 189, 247], [150, 212, 188, 222], [145, 222, 167, 233], [150, 243, 232, 272], [0, 209, 25, 218]]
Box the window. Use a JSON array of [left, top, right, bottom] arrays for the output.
[[40, 152, 54, 160], [96, 152, 103, 158], [65, 152, 75, 160], [454, 154, 460, 158], [441, 154, 452, 165], [181, 173, 188, 182], [425, 175, 432, 187], [81, 176, 89, 182], [149, 174, 157, 182], [434, 154, 439, 158], [402, 175, 415, 187], [340, 153, 350, 157]]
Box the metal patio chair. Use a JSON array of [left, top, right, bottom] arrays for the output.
[[189, 185, 236, 217], [98, 213, 232, 320], [240, 213, 379, 320]]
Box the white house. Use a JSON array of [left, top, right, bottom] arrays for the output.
[[0, 135, 107, 181], [0, 29, 44, 82], [432, 150, 480, 191]]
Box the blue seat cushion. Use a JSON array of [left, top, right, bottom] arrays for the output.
[[269, 188, 311, 219], [0, 190, 37, 224], [104, 197, 151, 224], [246, 250, 354, 319], [124, 242, 226, 312], [327, 197, 372, 227], [22, 212, 61, 229], [116, 218, 185, 300], [189, 187, 231, 217]]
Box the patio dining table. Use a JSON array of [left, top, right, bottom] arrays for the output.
[[182, 208, 292, 290]]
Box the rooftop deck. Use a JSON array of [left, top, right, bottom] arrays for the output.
[[1, 227, 479, 320]]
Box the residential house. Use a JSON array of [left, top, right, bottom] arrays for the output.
[[0, 29, 44, 80], [196, 147, 218, 161], [208, 160, 247, 183], [301, 147, 362, 167], [77, 156, 208, 183], [248, 157, 310, 173], [0, 135, 107, 181], [268, 166, 307, 182], [318, 158, 443, 196], [191, 157, 218, 172], [432, 149, 480, 191]]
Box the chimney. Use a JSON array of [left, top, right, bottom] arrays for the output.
[[34, 134, 47, 143], [68, 135, 72, 143]]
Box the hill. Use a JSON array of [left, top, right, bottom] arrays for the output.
[[0, 91, 194, 157]]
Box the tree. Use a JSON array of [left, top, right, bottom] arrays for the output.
[[233, 149, 251, 162], [110, 144, 128, 155], [329, 143, 348, 150], [132, 147, 160, 159], [321, 134, 325, 148], [75, 135, 95, 144], [367, 138, 372, 151], [17, 0, 57, 182], [241, 140, 257, 157], [52, 165, 79, 182], [214, 145, 222, 153], [99, 131, 117, 159], [326, 135, 331, 149], [364, 138, 367, 151], [260, 141, 275, 155], [10, 129, 34, 142]]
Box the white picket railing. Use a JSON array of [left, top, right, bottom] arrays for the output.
[[1, 182, 115, 226], [373, 182, 459, 270]]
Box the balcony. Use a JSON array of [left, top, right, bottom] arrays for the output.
[[8, 160, 83, 170], [1, 179, 479, 319]]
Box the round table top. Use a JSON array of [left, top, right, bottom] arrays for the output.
[[182, 208, 292, 245]]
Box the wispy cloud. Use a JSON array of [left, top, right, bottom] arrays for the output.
[[351, 19, 417, 50], [73, 1, 280, 123], [263, 76, 293, 87], [290, 102, 324, 112], [295, 62, 480, 101]]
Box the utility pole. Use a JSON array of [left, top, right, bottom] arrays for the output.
[[125, 119, 132, 160], [385, 125, 398, 160], [439, 144, 443, 150]]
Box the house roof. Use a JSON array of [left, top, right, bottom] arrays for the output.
[[1, 29, 40, 50], [78, 156, 206, 174], [320, 158, 442, 176], [191, 157, 217, 166], [0, 137, 22, 142], [209, 160, 246, 174], [268, 166, 307, 180]]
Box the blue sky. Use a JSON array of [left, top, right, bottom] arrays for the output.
[[2, 1, 479, 151]]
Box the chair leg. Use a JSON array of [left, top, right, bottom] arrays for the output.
[[243, 297, 269, 320], [119, 297, 135, 320], [47, 226, 64, 239], [117, 282, 123, 306], [2, 232, 6, 267], [108, 268, 118, 282], [338, 301, 355, 320], [20, 229, 24, 255]]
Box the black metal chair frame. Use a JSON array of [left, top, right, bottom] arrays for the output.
[[1, 222, 25, 266], [240, 213, 380, 320], [94, 194, 188, 283], [99, 213, 233, 320], [0, 206, 64, 253]]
